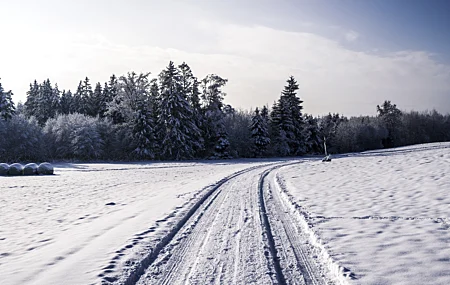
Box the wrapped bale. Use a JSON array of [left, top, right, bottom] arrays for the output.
[[0, 163, 9, 176], [38, 162, 54, 175], [23, 163, 39, 175], [8, 163, 24, 176]]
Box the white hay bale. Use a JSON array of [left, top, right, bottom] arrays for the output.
[[23, 163, 39, 175], [0, 163, 9, 176], [38, 162, 54, 175], [8, 163, 24, 176]]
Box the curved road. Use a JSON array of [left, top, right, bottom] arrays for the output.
[[134, 162, 335, 285]]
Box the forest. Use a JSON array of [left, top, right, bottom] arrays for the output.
[[1, 61, 450, 162]]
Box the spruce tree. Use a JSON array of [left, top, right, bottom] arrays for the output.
[[74, 77, 93, 115], [270, 100, 291, 156], [34, 79, 60, 125], [281, 76, 305, 155], [59, 90, 73, 115], [85, 82, 102, 117], [250, 107, 270, 157], [24, 80, 40, 118], [158, 61, 201, 160], [0, 80, 15, 121], [104, 74, 124, 124], [201, 74, 230, 158], [303, 114, 322, 154]]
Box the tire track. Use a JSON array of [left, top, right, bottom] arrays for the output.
[[121, 161, 290, 285]]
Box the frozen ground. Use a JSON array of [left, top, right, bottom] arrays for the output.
[[1, 143, 449, 285], [279, 142, 450, 285]]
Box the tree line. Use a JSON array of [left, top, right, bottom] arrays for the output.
[[1, 62, 450, 162]]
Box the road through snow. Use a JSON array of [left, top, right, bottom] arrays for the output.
[[136, 162, 337, 285]]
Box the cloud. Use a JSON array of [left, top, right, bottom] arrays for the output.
[[1, 24, 449, 116], [345, 30, 359, 42]]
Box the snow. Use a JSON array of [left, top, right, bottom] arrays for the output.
[[1, 142, 449, 285], [279, 142, 450, 284], [0, 160, 279, 285]]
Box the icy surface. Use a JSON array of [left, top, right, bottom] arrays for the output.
[[279, 142, 450, 285], [0, 160, 278, 285]]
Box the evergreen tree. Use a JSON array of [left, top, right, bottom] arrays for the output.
[[34, 79, 60, 125], [201, 74, 230, 157], [24, 80, 40, 118], [270, 100, 291, 156], [303, 114, 322, 154], [281, 76, 305, 155], [250, 107, 270, 157], [377, 100, 402, 148], [104, 74, 124, 124], [132, 100, 156, 159], [158, 61, 202, 160], [59, 90, 73, 115], [85, 82, 103, 117], [0, 80, 15, 121], [74, 77, 93, 115]]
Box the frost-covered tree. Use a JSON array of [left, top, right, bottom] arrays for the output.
[[250, 107, 270, 157], [270, 97, 293, 156], [158, 61, 202, 160], [132, 100, 156, 159], [104, 74, 125, 124], [0, 80, 15, 121]]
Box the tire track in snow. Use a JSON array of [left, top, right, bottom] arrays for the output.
[[111, 161, 288, 285], [260, 167, 326, 285]]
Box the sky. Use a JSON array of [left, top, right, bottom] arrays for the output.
[[0, 0, 449, 116]]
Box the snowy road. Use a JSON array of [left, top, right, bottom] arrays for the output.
[[134, 162, 336, 285]]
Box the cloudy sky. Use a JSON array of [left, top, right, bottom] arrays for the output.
[[1, 0, 449, 116]]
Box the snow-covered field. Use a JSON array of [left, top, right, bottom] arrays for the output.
[[1, 142, 449, 285], [0, 160, 283, 285], [279, 142, 450, 285]]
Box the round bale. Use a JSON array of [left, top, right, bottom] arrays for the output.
[[38, 162, 54, 175], [8, 163, 24, 176], [0, 163, 9, 176], [24, 163, 39, 175]]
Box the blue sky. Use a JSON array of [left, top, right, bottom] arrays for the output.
[[0, 0, 449, 116]]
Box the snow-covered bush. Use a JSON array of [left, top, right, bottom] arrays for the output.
[[0, 163, 9, 175], [38, 162, 53, 175], [44, 113, 112, 160], [0, 115, 45, 162], [8, 163, 23, 175], [23, 163, 38, 175]]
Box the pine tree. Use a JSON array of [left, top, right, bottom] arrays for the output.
[[201, 74, 230, 158], [377, 100, 402, 148], [303, 114, 322, 154], [270, 100, 291, 156], [59, 90, 73, 115], [34, 79, 60, 125], [250, 107, 270, 157], [104, 74, 124, 124], [158, 61, 202, 160], [24, 80, 40, 118], [0, 80, 15, 121], [132, 100, 156, 159], [281, 76, 305, 155], [85, 82, 102, 117], [74, 77, 93, 115]]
